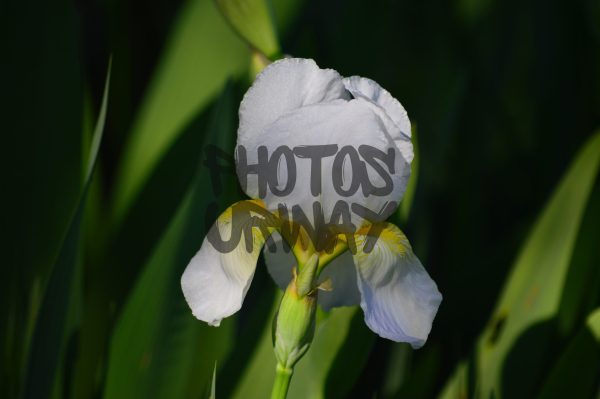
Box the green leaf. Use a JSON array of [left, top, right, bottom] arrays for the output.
[[228, 295, 280, 399], [380, 343, 412, 397], [21, 61, 111, 399], [208, 364, 217, 399], [111, 0, 248, 228], [292, 308, 374, 399], [213, 266, 277, 399], [471, 132, 600, 398], [537, 308, 600, 399], [215, 0, 280, 58], [84, 60, 110, 183], [75, 81, 245, 399], [104, 85, 238, 399], [437, 361, 469, 399], [555, 176, 600, 334], [588, 309, 600, 342]]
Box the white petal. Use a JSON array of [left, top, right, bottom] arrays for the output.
[[353, 223, 442, 348], [263, 232, 360, 309], [343, 76, 413, 163], [241, 98, 410, 229], [238, 59, 348, 198], [181, 201, 272, 326]]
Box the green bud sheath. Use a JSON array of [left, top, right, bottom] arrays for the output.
[[273, 279, 318, 369], [270, 254, 319, 399]]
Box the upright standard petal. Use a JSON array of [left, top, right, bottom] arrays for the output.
[[181, 200, 275, 326], [237, 58, 349, 200], [343, 76, 413, 163], [352, 223, 442, 348], [238, 58, 348, 150], [239, 98, 410, 229]]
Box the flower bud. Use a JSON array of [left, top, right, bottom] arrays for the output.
[[272, 254, 319, 369]]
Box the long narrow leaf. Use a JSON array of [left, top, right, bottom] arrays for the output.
[[21, 62, 111, 399], [471, 132, 600, 397], [111, 0, 247, 228], [537, 308, 600, 399], [104, 83, 238, 399]]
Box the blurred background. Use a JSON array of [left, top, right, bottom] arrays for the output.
[[2, 0, 599, 398]]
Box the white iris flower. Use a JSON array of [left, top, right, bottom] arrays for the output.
[[181, 58, 442, 349]]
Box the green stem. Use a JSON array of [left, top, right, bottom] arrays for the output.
[[270, 363, 293, 399]]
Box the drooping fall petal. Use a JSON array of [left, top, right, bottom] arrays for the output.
[[181, 200, 275, 326], [352, 223, 442, 348]]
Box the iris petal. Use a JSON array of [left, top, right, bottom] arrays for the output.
[[181, 200, 274, 326], [240, 99, 410, 228], [352, 223, 442, 348], [343, 76, 413, 163], [238, 59, 349, 199]]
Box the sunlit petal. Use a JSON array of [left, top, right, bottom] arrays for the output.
[[242, 98, 410, 228], [353, 223, 442, 347], [238, 58, 349, 199], [181, 200, 275, 326]]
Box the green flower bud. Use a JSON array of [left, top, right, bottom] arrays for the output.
[[272, 254, 319, 369]]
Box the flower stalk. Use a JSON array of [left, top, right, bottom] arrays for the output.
[[271, 254, 319, 398], [270, 364, 293, 399]]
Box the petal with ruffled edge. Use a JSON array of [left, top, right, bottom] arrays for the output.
[[181, 200, 276, 326], [352, 223, 442, 348], [238, 58, 348, 140], [343, 76, 413, 163]]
